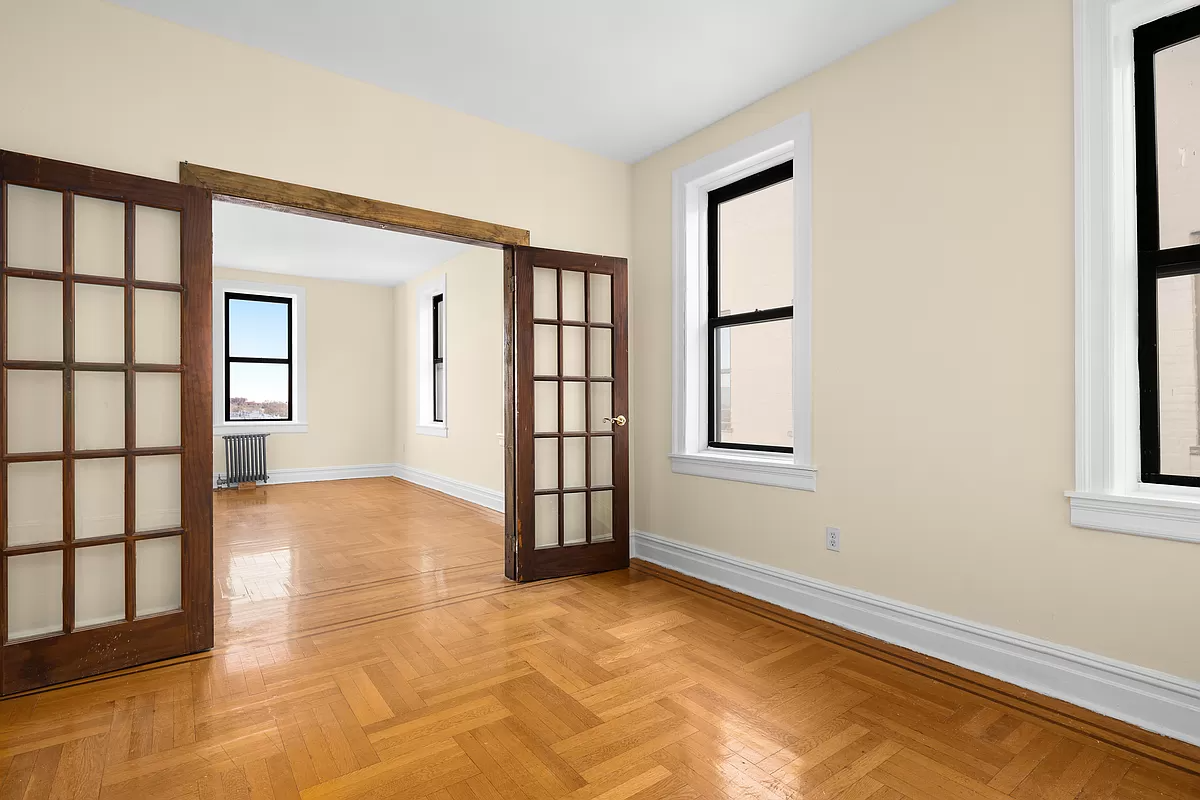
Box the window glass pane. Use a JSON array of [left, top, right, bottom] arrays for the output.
[[434, 362, 446, 422], [135, 289, 180, 365], [714, 319, 793, 449], [434, 297, 445, 360], [7, 461, 63, 546], [7, 551, 63, 640], [228, 298, 289, 359], [136, 536, 181, 616], [1156, 275, 1200, 477], [7, 278, 62, 361], [6, 185, 62, 273], [563, 493, 585, 545], [229, 362, 290, 420], [1155, 35, 1200, 249], [75, 543, 125, 628], [717, 178, 793, 316]]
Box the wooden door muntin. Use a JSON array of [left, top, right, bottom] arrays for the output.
[[0, 151, 212, 694], [512, 246, 628, 581]]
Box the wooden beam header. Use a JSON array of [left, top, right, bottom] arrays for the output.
[[179, 162, 530, 248]]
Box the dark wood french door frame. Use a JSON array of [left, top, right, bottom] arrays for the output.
[[509, 247, 630, 581], [0, 151, 213, 694]]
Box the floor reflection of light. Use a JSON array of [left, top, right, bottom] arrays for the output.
[[222, 545, 297, 638]]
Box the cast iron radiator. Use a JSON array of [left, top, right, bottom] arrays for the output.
[[221, 434, 269, 487]]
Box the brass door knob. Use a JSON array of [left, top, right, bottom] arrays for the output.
[[603, 415, 627, 427]]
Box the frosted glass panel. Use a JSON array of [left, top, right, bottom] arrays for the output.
[[563, 493, 586, 545], [7, 551, 63, 640], [562, 327, 585, 376], [589, 274, 611, 324], [76, 458, 124, 540], [135, 289, 181, 365], [75, 195, 125, 278], [590, 328, 612, 378], [534, 381, 558, 433], [75, 543, 125, 628], [75, 371, 124, 451], [563, 437, 585, 488], [561, 271, 585, 322], [136, 536, 181, 616], [591, 491, 613, 543], [135, 455, 181, 531], [8, 370, 62, 453], [563, 382, 585, 432], [7, 461, 62, 546], [75, 283, 125, 363], [534, 437, 558, 491], [533, 268, 557, 319], [7, 278, 62, 361], [590, 382, 612, 432], [136, 373, 180, 447], [7, 185, 62, 272], [534, 324, 557, 376], [591, 436, 612, 487], [135, 206, 180, 283], [534, 495, 558, 549]]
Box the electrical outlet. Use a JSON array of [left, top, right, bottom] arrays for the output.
[[825, 526, 841, 552]]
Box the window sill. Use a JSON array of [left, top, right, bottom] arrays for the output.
[[1067, 491, 1200, 544], [417, 424, 448, 438], [214, 422, 308, 436], [670, 450, 816, 491]]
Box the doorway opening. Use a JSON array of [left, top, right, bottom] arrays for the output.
[[208, 195, 510, 642]]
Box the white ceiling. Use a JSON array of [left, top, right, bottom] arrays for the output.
[[110, 0, 953, 163], [213, 200, 467, 286]]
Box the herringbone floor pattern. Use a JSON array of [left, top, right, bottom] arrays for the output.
[[0, 478, 1196, 799]]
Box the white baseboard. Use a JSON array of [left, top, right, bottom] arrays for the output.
[[392, 464, 504, 513], [631, 530, 1200, 748], [213, 463, 394, 488]]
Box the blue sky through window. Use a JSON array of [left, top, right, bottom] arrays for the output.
[[228, 298, 289, 404]]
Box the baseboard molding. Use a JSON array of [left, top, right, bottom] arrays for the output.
[[213, 463, 394, 488], [392, 464, 504, 513], [631, 530, 1200, 750]]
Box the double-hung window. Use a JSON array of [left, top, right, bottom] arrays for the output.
[[213, 279, 307, 435], [1133, 5, 1200, 487], [416, 275, 448, 436], [1071, 0, 1200, 541], [670, 113, 814, 490], [707, 161, 794, 453], [432, 293, 446, 423], [225, 293, 293, 422]]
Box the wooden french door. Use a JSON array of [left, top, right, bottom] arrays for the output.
[[508, 247, 628, 581], [0, 151, 213, 694]]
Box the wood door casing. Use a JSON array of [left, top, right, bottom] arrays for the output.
[[0, 151, 213, 694], [511, 247, 628, 581]]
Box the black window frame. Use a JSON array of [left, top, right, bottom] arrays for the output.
[[706, 160, 794, 454], [1133, 5, 1200, 488], [432, 292, 445, 423], [224, 292, 294, 423]]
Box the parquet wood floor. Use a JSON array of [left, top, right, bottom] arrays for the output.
[[1, 477, 1197, 800]]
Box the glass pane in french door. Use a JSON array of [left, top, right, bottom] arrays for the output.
[[2, 181, 186, 648], [530, 265, 617, 550]]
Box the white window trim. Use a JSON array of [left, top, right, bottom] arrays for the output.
[[213, 278, 308, 436], [670, 113, 816, 491], [415, 274, 448, 437], [1071, 0, 1200, 543]]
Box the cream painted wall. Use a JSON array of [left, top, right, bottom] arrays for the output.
[[0, 0, 630, 259], [631, 0, 1200, 679], [394, 248, 506, 493], [212, 268, 394, 474]]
